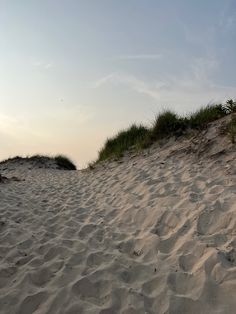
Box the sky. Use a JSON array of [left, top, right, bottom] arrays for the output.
[[0, 0, 236, 167]]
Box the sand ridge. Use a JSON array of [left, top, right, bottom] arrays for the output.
[[0, 118, 236, 314]]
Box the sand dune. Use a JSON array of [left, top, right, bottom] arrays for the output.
[[0, 117, 236, 314]]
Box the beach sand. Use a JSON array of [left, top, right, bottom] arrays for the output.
[[0, 117, 236, 314]]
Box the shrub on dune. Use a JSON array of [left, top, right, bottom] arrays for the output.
[[98, 124, 149, 161], [54, 155, 76, 170], [151, 110, 188, 139], [0, 154, 77, 170], [188, 104, 225, 129], [223, 99, 236, 114]]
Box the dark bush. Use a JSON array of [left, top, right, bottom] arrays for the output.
[[54, 155, 76, 170], [223, 99, 236, 114]]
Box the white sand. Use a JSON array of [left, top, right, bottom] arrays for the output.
[[0, 117, 236, 314]]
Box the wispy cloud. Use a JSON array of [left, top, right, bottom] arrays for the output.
[[114, 54, 162, 61], [92, 72, 161, 99], [31, 59, 54, 70], [44, 63, 53, 69], [92, 56, 236, 112], [93, 73, 117, 88]]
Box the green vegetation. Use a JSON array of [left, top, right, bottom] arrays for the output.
[[54, 155, 77, 170], [151, 111, 188, 140], [98, 124, 149, 161], [188, 104, 225, 129], [0, 154, 77, 170], [96, 100, 236, 162], [223, 99, 236, 114], [227, 115, 236, 144]]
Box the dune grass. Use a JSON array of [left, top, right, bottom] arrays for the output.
[[0, 154, 77, 170], [98, 124, 149, 161], [150, 111, 188, 140], [96, 100, 236, 162], [188, 104, 226, 129], [227, 115, 236, 144]]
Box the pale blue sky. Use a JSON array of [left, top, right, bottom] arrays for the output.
[[0, 0, 236, 167]]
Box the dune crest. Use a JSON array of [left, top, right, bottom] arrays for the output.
[[0, 115, 236, 314]]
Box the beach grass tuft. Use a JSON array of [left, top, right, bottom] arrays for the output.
[[98, 124, 149, 161], [96, 100, 236, 162]]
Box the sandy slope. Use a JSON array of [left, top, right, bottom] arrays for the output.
[[0, 117, 236, 314]]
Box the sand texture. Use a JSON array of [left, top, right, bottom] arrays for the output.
[[0, 117, 236, 314]]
